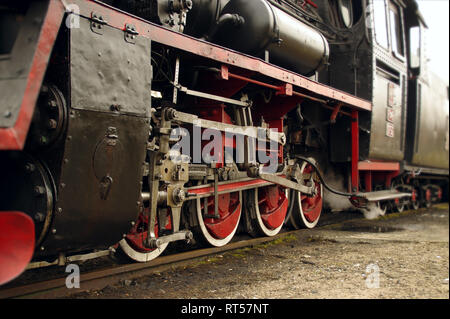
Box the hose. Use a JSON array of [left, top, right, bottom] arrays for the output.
[[295, 155, 361, 198]]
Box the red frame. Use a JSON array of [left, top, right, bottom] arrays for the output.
[[1, 0, 379, 197], [0, 0, 65, 150], [351, 110, 359, 191], [350, 109, 401, 193], [69, 0, 372, 113]]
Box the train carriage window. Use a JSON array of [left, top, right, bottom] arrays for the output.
[[409, 26, 421, 69], [389, 2, 405, 58], [373, 0, 389, 49]]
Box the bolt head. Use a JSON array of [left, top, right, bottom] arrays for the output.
[[25, 163, 36, 173], [185, 0, 193, 9], [48, 119, 57, 129], [34, 186, 45, 196], [34, 213, 45, 222], [39, 136, 48, 145], [40, 85, 49, 94], [48, 100, 57, 108]]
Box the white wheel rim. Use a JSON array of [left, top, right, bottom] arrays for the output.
[[296, 162, 323, 229], [119, 239, 168, 263], [195, 192, 242, 247], [253, 188, 289, 237]]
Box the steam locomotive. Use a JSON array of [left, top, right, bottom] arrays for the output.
[[0, 0, 448, 285]]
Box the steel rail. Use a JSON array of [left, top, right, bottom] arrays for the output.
[[0, 229, 305, 299]]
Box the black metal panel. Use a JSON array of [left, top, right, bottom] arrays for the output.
[[329, 116, 352, 163], [40, 109, 149, 254], [406, 74, 449, 169], [70, 17, 152, 117]]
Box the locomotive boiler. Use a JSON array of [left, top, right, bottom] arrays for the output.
[[0, 0, 448, 285]]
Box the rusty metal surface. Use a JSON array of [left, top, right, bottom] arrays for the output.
[[40, 109, 149, 255], [70, 16, 152, 117]]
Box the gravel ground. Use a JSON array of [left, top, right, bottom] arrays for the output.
[[69, 204, 449, 299]]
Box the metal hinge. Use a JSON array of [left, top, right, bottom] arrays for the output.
[[90, 12, 108, 35], [124, 24, 138, 44]]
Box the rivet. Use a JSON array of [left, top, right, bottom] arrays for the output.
[[48, 100, 57, 108], [25, 163, 36, 173], [34, 212, 45, 222], [34, 186, 45, 196], [39, 136, 48, 145], [48, 119, 57, 130]]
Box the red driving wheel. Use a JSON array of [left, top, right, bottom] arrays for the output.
[[192, 191, 242, 247], [119, 208, 172, 262]]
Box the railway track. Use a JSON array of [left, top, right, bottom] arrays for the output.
[[0, 211, 362, 299]]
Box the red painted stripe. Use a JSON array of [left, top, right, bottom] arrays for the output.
[[189, 179, 270, 196], [358, 161, 400, 171], [351, 110, 359, 191]]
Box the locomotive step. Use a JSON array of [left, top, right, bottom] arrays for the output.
[[356, 190, 412, 202]]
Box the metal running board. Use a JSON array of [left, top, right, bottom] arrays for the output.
[[356, 190, 411, 202]]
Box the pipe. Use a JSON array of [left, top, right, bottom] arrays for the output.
[[205, 13, 245, 41]]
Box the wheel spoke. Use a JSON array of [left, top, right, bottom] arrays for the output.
[[193, 190, 242, 247], [246, 186, 289, 237], [119, 208, 171, 262], [286, 162, 323, 229]]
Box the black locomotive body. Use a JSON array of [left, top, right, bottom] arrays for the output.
[[0, 0, 448, 284]]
